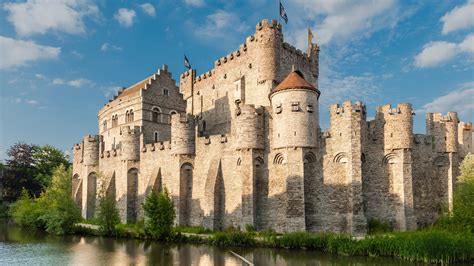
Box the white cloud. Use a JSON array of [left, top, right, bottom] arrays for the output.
[[35, 73, 46, 80], [414, 34, 474, 68], [102, 86, 122, 98], [26, 99, 39, 105], [193, 10, 248, 43], [417, 82, 474, 117], [3, 0, 99, 36], [114, 8, 136, 27], [52, 78, 65, 85], [140, 3, 155, 17], [0, 36, 60, 69], [290, 0, 397, 46], [68, 78, 91, 87], [184, 0, 205, 7], [441, 0, 474, 34], [101, 43, 122, 52]]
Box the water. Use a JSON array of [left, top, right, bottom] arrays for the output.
[[0, 220, 420, 266]]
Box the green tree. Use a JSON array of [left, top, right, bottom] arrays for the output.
[[96, 194, 121, 235], [9, 188, 44, 229], [32, 145, 71, 188], [143, 189, 176, 239], [452, 154, 474, 232]]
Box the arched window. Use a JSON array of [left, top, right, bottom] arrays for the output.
[[152, 107, 161, 123], [130, 109, 134, 122], [111, 114, 118, 127], [154, 131, 159, 142], [103, 120, 107, 131], [125, 111, 130, 123]]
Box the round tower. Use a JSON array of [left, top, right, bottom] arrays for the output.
[[377, 103, 413, 150], [83, 135, 100, 166], [269, 71, 320, 149], [171, 113, 196, 155], [121, 126, 140, 161], [444, 112, 458, 153], [255, 19, 281, 86], [234, 105, 264, 150]]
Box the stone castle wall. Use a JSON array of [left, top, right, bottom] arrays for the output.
[[72, 19, 473, 235]]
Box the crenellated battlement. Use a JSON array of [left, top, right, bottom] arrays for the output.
[[426, 112, 459, 153], [376, 103, 413, 117], [330, 101, 366, 116], [141, 141, 172, 153], [120, 125, 141, 136]]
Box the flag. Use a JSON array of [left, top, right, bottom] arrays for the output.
[[279, 1, 288, 24], [308, 27, 313, 46], [184, 55, 191, 69]]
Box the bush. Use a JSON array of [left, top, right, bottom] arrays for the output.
[[174, 226, 212, 234], [367, 219, 393, 234], [10, 165, 81, 235], [210, 231, 256, 246], [142, 189, 175, 239], [96, 194, 120, 235], [451, 154, 474, 232]]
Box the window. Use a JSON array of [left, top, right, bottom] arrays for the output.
[[152, 107, 161, 123], [291, 102, 300, 112], [129, 110, 134, 122], [103, 120, 107, 131], [306, 104, 313, 113], [163, 88, 169, 96], [275, 103, 282, 114], [154, 132, 159, 142], [112, 114, 118, 127], [126, 109, 134, 123]]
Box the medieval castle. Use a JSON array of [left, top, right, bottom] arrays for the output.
[[72, 19, 473, 235]]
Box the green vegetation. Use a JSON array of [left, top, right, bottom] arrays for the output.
[[367, 219, 393, 234], [9, 165, 81, 235], [174, 226, 212, 234], [0, 202, 9, 218], [96, 194, 120, 235], [142, 189, 175, 239], [3, 143, 70, 201], [210, 231, 256, 246]]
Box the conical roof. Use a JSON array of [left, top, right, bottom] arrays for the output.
[[270, 71, 319, 97]]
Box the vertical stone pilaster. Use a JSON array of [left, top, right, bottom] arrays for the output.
[[241, 150, 255, 228], [400, 149, 416, 230]]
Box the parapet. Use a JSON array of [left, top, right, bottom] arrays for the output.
[[376, 103, 413, 117], [374, 103, 413, 150], [330, 101, 366, 118]]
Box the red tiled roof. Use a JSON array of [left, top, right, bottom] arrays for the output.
[[117, 75, 153, 99], [270, 71, 319, 96]]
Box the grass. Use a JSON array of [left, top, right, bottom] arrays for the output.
[[174, 226, 213, 234]]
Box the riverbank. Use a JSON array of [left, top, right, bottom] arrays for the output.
[[73, 222, 474, 264]]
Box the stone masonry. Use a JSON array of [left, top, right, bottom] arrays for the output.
[[72, 19, 473, 235]]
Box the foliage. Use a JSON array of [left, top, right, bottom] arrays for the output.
[[174, 226, 212, 234], [3, 143, 70, 200], [10, 166, 81, 235], [32, 145, 71, 188], [0, 201, 9, 218], [96, 194, 121, 235], [210, 231, 256, 246], [367, 219, 393, 234], [245, 224, 256, 233], [142, 189, 176, 239]]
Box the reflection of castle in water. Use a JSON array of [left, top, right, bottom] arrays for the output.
[[72, 19, 473, 235]]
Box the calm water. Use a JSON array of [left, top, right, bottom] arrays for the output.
[[0, 220, 423, 266]]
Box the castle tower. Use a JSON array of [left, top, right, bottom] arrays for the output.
[[234, 104, 265, 150], [458, 122, 473, 158], [171, 113, 196, 155], [269, 70, 320, 232], [83, 135, 100, 166], [270, 70, 320, 149], [255, 19, 282, 88], [328, 101, 367, 235], [426, 112, 459, 212], [180, 69, 196, 114], [375, 104, 416, 230], [121, 126, 140, 161]]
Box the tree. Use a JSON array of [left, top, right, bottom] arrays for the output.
[[142, 189, 176, 239], [96, 194, 121, 235], [32, 145, 71, 188], [452, 154, 474, 232]]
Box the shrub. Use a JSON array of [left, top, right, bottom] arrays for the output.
[[9, 188, 45, 229], [174, 226, 212, 234], [210, 231, 256, 246], [245, 224, 256, 233], [367, 219, 393, 234], [142, 189, 176, 239], [96, 194, 120, 235], [451, 154, 474, 232]]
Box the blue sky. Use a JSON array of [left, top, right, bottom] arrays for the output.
[[0, 0, 473, 161]]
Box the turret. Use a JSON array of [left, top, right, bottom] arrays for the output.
[[458, 121, 473, 157], [376, 103, 413, 150], [255, 19, 282, 85], [180, 69, 196, 114], [426, 112, 458, 153], [270, 70, 320, 149], [329, 101, 366, 143], [83, 135, 99, 166], [121, 126, 140, 161], [234, 104, 264, 150], [171, 113, 196, 155]]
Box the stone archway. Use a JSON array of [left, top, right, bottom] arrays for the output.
[[86, 172, 97, 219], [179, 163, 193, 226], [127, 168, 139, 223]]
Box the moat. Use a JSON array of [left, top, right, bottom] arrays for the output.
[[0, 220, 432, 266]]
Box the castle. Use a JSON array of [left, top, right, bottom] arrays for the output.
[[72, 19, 473, 235]]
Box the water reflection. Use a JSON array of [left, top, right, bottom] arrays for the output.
[[0, 220, 447, 265]]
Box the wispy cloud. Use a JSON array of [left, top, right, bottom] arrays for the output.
[[3, 0, 99, 36], [416, 82, 474, 118], [101, 43, 122, 52], [441, 0, 474, 35], [0, 36, 60, 69], [414, 34, 474, 68], [114, 8, 136, 28], [184, 0, 205, 7], [102, 86, 122, 98], [51, 78, 92, 87], [140, 3, 155, 17]]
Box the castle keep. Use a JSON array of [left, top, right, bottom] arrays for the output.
[[72, 19, 473, 235]]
